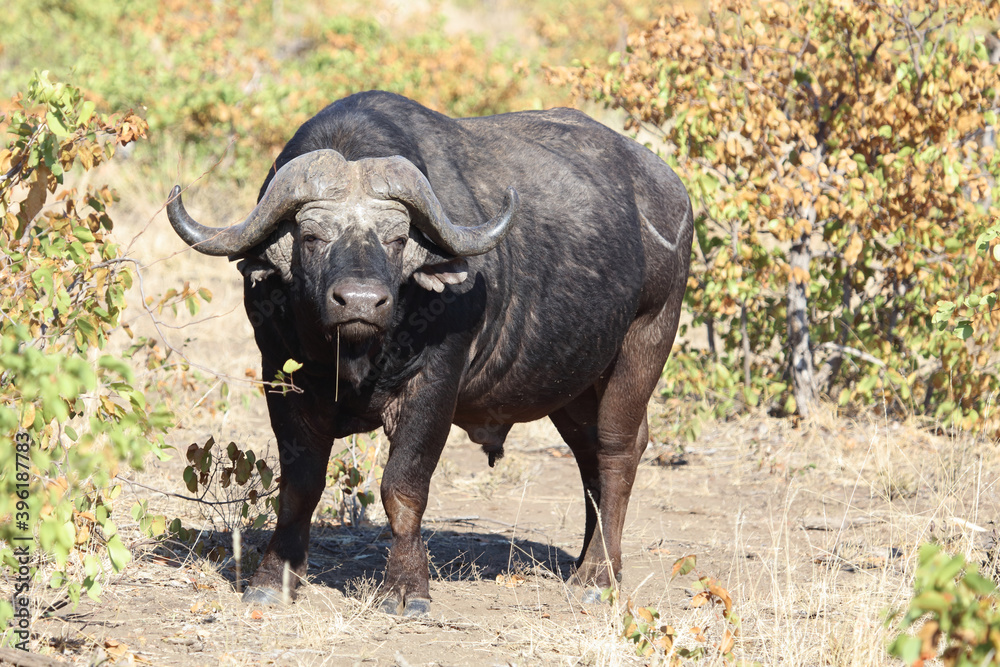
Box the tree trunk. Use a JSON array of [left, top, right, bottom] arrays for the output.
[[787, 230, 817, 417]]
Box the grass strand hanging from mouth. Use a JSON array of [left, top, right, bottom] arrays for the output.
[[335, 325, 340, 402]]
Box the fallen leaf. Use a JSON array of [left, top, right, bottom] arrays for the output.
[[250, 609, 264, 620], [104, 638, 129, 660], [495, 573, 525, 588], [670, 554, 696, 579], [691, 591, 711, 608], [719, 628, 736, 654]]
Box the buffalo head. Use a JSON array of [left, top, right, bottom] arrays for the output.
[[167, 150, 518, 363]]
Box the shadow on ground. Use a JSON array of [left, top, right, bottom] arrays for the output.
[[156, 523, 578, 598]]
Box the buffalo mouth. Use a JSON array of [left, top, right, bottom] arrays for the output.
[[326, 319, 383, 343]]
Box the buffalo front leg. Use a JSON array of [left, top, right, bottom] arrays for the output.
[[244, 387, 332, 605], [377, 384, 457, 616]]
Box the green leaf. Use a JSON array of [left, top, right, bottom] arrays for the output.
[[282, 358, 304, 374], [78, 100, 96, 127], [671, 554, 697, 579], [889, 635, 922, 663], [84, 554, 101, 579], [838, 388, 852, 406], [911, 590, 953, 613], [73, 226, 95, 243], [933, 554, 967, 587], [963, 572, 997, 596], [106, 535, 131, 572], [46, 111, 70, 137], [256, 460, 273, 489], [183, 466, 199, 494]]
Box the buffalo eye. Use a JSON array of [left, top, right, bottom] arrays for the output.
[[301, 233, 323, 253], [383, 236, 406, 255]]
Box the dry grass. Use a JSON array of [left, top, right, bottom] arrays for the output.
[[22, 354, 1000, 665]]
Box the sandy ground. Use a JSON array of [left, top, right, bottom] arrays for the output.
[[18, 351, 1000, 666]]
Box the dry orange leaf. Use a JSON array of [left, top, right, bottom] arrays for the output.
[[719, 628, 736, 654], [104, 638, 129, 660], [691, 591, 711, 608], [495, 573, 526, 588]]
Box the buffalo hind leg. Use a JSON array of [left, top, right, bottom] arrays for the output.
[[244, 382, 333, 604], [569, 309, 679, 596], [550, 389, 641, 597], [548, 391, 601, 572]]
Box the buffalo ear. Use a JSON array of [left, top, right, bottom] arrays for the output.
[[413, 257, 469, 293], [237, 226, 294, 285], [236, 256, 277, 286]]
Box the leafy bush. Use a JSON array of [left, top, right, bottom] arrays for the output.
[[889, 543, 1000, 666], [324, 435, 383, 527], [562, 0, 1000, 436], [0, 0, 536, 185], [0, 72, 165, 629], [180, 436, 276, 533]]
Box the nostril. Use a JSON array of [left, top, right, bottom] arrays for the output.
[[329, 289, 347, 307], [375, 294, 389, 309]]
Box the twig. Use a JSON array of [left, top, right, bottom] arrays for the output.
[[0, 646, 65, 667], [114, 475, 276, 507], [816, 342, 886, 368]]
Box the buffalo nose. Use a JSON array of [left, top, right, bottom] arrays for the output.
[[328, 280, 391, 316]]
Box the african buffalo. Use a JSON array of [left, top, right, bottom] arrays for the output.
[[167, 90, 693, 616]]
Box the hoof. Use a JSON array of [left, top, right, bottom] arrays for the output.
[[580, 588, 603, 604], [242, 586, 286, 605], [378, 596, 402, 615], [402, 598, 431, 617]]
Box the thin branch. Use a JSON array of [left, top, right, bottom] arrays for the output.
[[115, 475, 276, 507], [817, 341, 886, 368]]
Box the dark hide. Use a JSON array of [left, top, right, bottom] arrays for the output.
[[213, 92, 692, 614]]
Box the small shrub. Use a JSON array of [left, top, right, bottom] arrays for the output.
[[0, 72, 163, 632], [888, 542, 1000, 666]]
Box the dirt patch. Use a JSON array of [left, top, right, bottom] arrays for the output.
[[20, 394, 1000, 665]]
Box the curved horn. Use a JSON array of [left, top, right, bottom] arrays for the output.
[[166, 150, 351, 256], [363, 156, 519, 257]]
